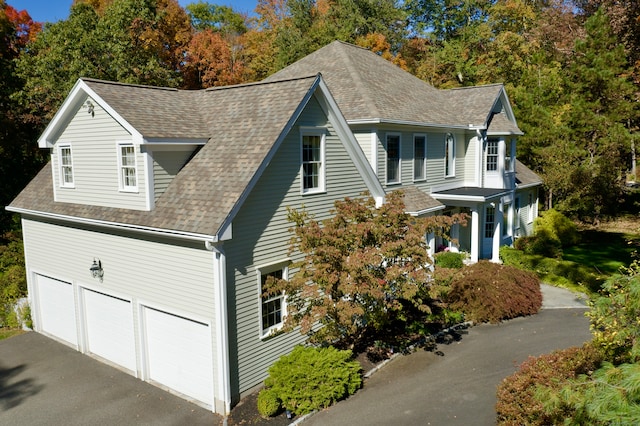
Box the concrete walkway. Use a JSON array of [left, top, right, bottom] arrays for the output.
[[302, 285, 591, 425]]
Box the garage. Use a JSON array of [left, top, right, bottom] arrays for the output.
[[34, 274, 77, 346], [142, 306, 214, 407], [82, 288, 136, 372]]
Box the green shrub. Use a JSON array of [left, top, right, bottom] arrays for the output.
[[434, 251, 465, 269], [516, 228, 563, 258], [534, 209, 579, 247], [264, 345, 362, 415], [257, 388, 281, 418], [499, 246, 533, 270], [445, 261, 542, 323], [0, 232, 27, 328], [496, 343, 602, 425]]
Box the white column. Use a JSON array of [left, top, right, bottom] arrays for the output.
[[470, 206, 479, 263], [426, 232, 436, 258]]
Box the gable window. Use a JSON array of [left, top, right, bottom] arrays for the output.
[[258, 264, 288, 337], [386, 134, 401, 184], [413, 134, 426, 181], [445, 133, 455, 177], [486, 139, 499, 172], [118, 143, 138, 191], [485, 205, 495, 238], [302, 131, 325, 193], [59, 145, 74, 187]]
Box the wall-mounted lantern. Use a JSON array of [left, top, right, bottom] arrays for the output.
[[90, 259, 104, 282]]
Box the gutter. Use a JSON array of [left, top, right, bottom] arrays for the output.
[[6, 206, 219, 244]]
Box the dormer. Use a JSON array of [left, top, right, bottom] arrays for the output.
[[38, 79, 207, 211]]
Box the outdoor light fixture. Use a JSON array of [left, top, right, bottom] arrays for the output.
[[90, 259, 104, 282]]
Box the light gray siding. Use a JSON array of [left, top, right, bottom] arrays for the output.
[[52, 96, 148, 210], [224, 94, 375, 396], [21, 216, 217, 377], [152, 149, 196, 201]]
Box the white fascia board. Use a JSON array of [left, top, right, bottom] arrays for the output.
[[407, 205, 447, 217], [516, 182, 542, 190], [38, 79, 144, 148], [142, 137, 209, 145], [348, 118, 475, 131], [6, 206, 217, 244]]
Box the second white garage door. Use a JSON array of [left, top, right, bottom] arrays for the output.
[[143, 307, 214, 407], [83, 288, 136, 372]]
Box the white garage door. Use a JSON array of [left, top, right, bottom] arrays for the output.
[[83, 289, 136, 372], [35, 274, 77, 346], [143, 307, 214, 406]]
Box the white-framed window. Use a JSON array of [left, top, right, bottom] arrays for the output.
[[118, 143, 138, 192], [258, 263, 288, 338], [506, 139, 514, 172], [58, 144, 75, 187], [413, 134, 426, 181], [503, 202, 511, 237], [486, 139, 499, 172], [301, 130, 325, 193], [445, 133, 455, 177], [485, 205, 495, 238], [386, 133, 401, 184], [528, 193, 534, 223], [515, 197, 521, 230]]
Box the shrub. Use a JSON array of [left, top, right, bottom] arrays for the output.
[[445, 261, 542, 323], [515, 228, 563, 258], [499, 246, 533, 270], [257, 388, 281, 418], [434, 251, 465, 269], [264, 345, 362, 415], [534, 209, 579, 247], [496, 343, 603, 425]]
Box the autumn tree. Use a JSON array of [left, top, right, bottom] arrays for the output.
[[265, 192, 466, 348]]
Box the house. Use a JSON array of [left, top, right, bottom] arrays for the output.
[[7, 41, 540, 415]]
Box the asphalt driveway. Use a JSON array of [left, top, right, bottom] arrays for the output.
[[0, 332, 221, 426], [302, 285, 592, 425]]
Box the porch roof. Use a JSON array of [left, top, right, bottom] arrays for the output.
[[431, 187, 511, 204]]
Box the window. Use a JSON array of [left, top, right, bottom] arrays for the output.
[[486, 139, 499, 172], [503, 203, 511, 237], [302, 132, 324, 193], [413, 135, 426, 181], [386, 134, 400, 184], [118, 144, 137, 191], [445, 133, 455, 177], [528, 193, 534, 223], [506, 140, 514, 172], [259, 266, 287, 337], [514, 197, 521, 230], [59, 145, 74, 187], [485, 205, 495, 238]]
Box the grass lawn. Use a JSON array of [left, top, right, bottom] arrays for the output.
[[563, 229, 639, 277]]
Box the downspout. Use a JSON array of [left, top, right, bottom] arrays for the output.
[[206, 240, 231, 415]]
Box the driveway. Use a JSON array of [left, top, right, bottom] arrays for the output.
[[0, 332, 221, 426], [302, 285, 592, 425]]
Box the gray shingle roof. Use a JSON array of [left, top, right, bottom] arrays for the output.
[[265, 41, 520, 131], [394, 187, 444, 215], [515, 159, 542, 188], [9, 76, 322, 238]]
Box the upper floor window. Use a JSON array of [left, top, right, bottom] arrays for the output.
[[302, 131, 325, 193], [486, 139, 499, 172], [59, 145, 74, 187], [506, 140, 514, 172], [258, 264, 288, 338], [386, 134, 400, 184], [118, 143, 138, 192], [413, 134, 426, 181], [445, 133, 455, 177]]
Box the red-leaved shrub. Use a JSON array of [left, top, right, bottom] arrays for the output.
[[446, 261, 542, 323], [496, 343, 602, 425]]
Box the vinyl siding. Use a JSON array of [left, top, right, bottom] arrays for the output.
[[21, 216, 217, 377], [224, 94, 375, 396], [153, 149, 195, 201], [51, 96, 148, 210]]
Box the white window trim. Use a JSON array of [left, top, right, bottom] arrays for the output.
[[300, 129, 326, 194], [485, 205, 495, 239], [117, 142, 138, 193], [486, 139, 499, 173], [413, 134, 427, 182], [58, 144, 75, 188], [257, 261, 289, 339], [445, 133, 456, 178], [386, 133, 401, 185], [528, 193, 535, 224]]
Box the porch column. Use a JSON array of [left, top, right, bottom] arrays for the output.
[[426, 232, 436, 258], [470, 206, 479, 263], [492, 200, 503, 263]]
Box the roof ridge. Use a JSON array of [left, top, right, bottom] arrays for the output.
[[204, 74, 319, 92], [81, 77, 180, 92], [448, 83, 504, 92]]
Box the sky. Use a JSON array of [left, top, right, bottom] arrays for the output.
[[7, 1, 258, 23]]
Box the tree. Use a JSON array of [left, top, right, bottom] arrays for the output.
[[265, 192, 466, 347]]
